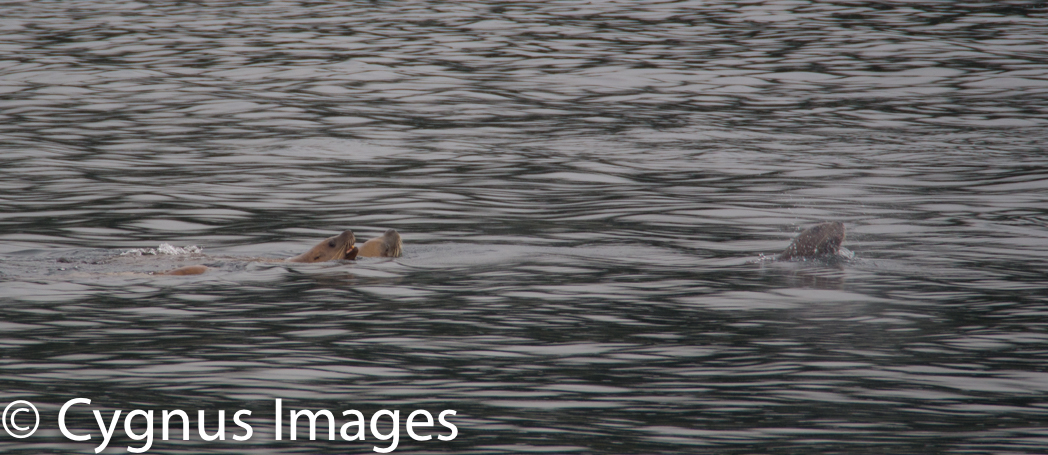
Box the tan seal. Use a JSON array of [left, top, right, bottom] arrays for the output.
[[778, 222, 846, 260], [358, 229, 403, 258], [157, 230, 358, 275]]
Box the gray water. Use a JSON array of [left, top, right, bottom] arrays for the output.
[[2, 1, 1048, 453]]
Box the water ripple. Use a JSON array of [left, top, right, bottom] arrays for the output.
[[1, 1, 1047, 453]]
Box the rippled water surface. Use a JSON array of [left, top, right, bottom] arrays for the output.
[[2, 1, 1048, 453]]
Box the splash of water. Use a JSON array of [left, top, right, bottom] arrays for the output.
[[120, 243, 203, 257]]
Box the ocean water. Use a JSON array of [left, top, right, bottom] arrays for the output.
[[1, 1, 1047, 453]]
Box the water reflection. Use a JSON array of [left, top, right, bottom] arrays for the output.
[[1, 0, 1048, 453]]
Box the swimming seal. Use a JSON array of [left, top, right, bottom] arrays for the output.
[[157, 230, 359, 275], [358, 229, 402, 258], [778, 222, 846, 260], [285, 230, 358, 263]]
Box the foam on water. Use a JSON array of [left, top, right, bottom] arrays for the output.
[[120, 243, 204, 257]]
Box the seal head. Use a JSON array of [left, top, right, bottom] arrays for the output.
[[358, 229, 402, 258], [286, 230, 357, 263], [778, 222, 846, 261]]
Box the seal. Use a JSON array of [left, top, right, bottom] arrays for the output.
[[778, 222, 846, 260], [286, 230, 359, 263], [157, 230, 359, 275], [357, 229, 403, 258]]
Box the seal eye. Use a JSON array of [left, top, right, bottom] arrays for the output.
[[328, 241, 336, 247]]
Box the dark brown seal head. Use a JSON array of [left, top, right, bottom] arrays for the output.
[[778, 222, 846, 260], [358, 229, 402, 258], [286, 230, 357, 263]]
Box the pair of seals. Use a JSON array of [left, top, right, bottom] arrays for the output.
[[777, 221, 847, 260], [283, 229, 402, 261], [160, 229, 402, 276], [159, 223, 844, 276]]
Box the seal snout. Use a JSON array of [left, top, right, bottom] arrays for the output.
[[338, 230, 356, 247], [338, 230, 357, 260]]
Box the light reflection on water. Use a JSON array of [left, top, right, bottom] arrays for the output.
[[1, 1, 1047, 453]]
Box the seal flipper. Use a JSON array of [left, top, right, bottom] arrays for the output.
[[778, 222, 846, 261]]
